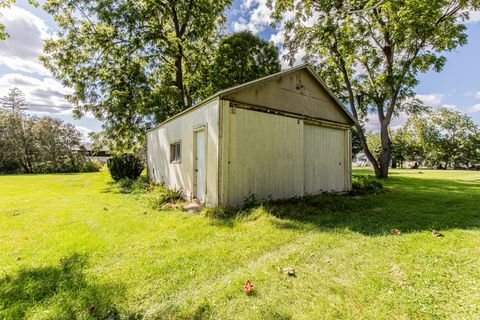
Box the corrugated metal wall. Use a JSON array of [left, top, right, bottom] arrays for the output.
[[222, 104, 351, 206], [146, 98, 220, 205], [304, 124, 348, 194], [223, 106, 304, 206]]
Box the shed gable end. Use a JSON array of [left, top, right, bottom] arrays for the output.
[[221, 69, 351, 125]]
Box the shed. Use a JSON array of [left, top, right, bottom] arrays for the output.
[[146, 64, 357, 206]]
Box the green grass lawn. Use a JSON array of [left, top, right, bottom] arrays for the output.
[[1, 169, 480, 319]]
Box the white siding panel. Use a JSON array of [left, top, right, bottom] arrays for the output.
[[304, 124, 348, 194], [226, 107, 304, 206], [146, 99, 220, 205]]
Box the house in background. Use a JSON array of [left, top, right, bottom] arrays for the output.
[[147, 64, 357, 206], [74, 143, 110, 162], [352, 152, 371, 167]]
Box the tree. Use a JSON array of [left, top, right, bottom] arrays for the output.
[[41, 0, 231, 151], [1, 88, 36, 172], [396, 107, 479, 168], [0, 88, 94, 174], [430, 108, 478, 168], [270, 0, 479, 177], [33, 117, 83, 172], [1, 87, 26, 114], [351, 128, 363, 158], [0, 110, 22, 173], [202, 31, 281, 97]]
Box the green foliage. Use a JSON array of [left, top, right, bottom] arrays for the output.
[[107, 154, 144, 182], [42, 0, 231, 151], [200, 31, 281, 98], [0, 90, 95, 174], [351, 175, 384, 195], [147, 184, 183, 210], [351, 128, 363, 157], [270, 0, 479, 177], [202, 206, 235, 219], [80, 160, 103, 173], [393, 108, 479, 168], [242, 191, 258, 209]]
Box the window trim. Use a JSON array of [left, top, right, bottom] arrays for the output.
[[170, 141, 181, 164]]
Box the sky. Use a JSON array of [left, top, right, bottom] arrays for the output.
[[1, 0, 480, 141]]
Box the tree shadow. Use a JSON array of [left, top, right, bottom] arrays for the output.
[[258, 175, 480, 236], [0, 253, 141, 319]]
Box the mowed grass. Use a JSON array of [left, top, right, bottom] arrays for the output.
[[1, 169, 480, 319]]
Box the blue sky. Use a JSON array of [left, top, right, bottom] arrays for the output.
[[1, 0, 479, 139]]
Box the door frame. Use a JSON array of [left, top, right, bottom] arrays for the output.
[[193, 125, 207, 202]]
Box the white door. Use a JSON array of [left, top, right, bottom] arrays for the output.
[[195, 130, 206, 201]]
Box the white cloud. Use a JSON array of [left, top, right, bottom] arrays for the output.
[[442, 104, 459, 110], [364, 112, 410, 132], [468, 103, 480, 113], [0, 5, 52, 75], [474, 91, 480, 99], [0, 73, 73, 114], [466, 10, 480, 23], [416, 93, 444, 106], [75, 125, 93, 142], [233, 0, 272, 34]]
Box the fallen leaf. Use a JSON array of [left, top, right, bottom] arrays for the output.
[[243, 280, 254, 295], [432, 230, 444, 237], [283, 267, 296, 277], [88, 305, 95, 314], [389, 229, 401, 235]]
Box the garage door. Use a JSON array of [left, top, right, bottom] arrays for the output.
[[304, 124, 346, 194]]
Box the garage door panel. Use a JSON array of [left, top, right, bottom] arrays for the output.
[[304, 124, 346, 194]]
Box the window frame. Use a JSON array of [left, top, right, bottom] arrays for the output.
[[170, 141, 182, 164]]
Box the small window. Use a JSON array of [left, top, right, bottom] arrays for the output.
[[170, 141, 181, 163]]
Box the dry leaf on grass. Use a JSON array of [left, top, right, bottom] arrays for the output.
[[243, 280, 254, 295], [389, 229, 401, 235], [282, 267, 296, 277], [432, 230, 444, 237]]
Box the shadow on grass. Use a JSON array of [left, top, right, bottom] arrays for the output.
[[215, 175, 480, 236], [100, 180, 118, 194], [0, 253, 141, 319]]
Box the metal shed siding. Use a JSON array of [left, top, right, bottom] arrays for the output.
[[146, 98, 220, 205], [220, 102, 351, 206], [222, 69, 351, 125], [221, 104, 304, 206], [303, 124, 350, 194]]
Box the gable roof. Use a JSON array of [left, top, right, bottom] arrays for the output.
[[148, 64, 357, 131]]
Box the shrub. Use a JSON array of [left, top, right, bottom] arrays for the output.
[[203, 206, 235, 219], [117, 177, 135, 193], [351, 175, 384, 195], [116, 176, 150, 194], [131, 175, 150, 193], [242, 191, 258, 209], [147, 184, 183, 210], [107, 153, 144, 182], [0, 159, 22, 174], [80, 160, 102, 172]]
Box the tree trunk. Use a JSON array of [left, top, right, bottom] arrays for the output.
[[378, 122, 392, 178], [174, 49, 185, 110], [354, 123, 383, 177]]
